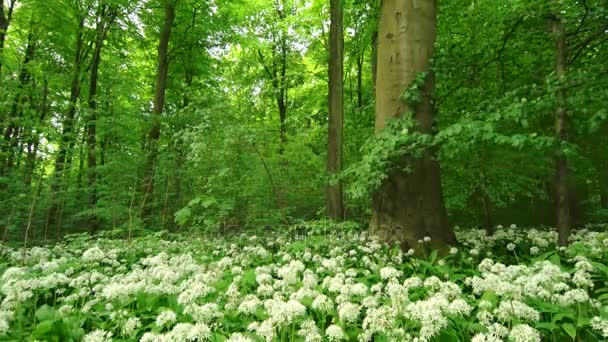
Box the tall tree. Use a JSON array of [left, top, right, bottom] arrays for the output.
[[257, 0, 291, 154], [140, 0, 176, 218], [371, 0, 456, 251], [87, 3, 117, 233], [0, 22, 36, 176], [47, 2, 91, 235], [550, 11, 571, 246], [326, 0, 344, 220]]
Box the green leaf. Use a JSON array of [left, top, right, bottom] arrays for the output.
[[35, 305, 57, 322], [562, 323, 576, 340]]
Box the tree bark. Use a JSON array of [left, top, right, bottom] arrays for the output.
[[87, 6, 114, 233], [47, 18, 88, 233], [371, 30, 378, 89], [0, 0, 16, 77], [356, 54, 363, 111], [1, 26, 35, 176], [140, 0, 176, 219], [371, 0, 456, 252], [551, 13, 571, 246], [600, 167, 608, 209], [23, 79, 48, 186], [326, 0, 344, 220]]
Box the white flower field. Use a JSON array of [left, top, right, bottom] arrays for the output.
[[1, 224, 608, 341]]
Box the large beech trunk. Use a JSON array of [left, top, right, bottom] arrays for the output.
[[371, 0, 456, 252], [326, 0, 344, 220], [140, 1, 176, 219], [551, 13, 571, 246]]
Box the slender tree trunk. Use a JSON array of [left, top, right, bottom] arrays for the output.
[[371, 0, 456, 253], [371, 30, 378, 89], [551, 13, 571, 246], [87, 8, 114, 233], [0, 0, 16, 77], [140, 1, 176, 219], [1, 27, 36, 176], [601, 189, 608, 209], [356, 54, 363, 111], [278, 36, 288, 153], [481, 188, 494, 235], [326, 0, 344, 220], [23, 78, 48, 186], [48, 20, 87, 230]]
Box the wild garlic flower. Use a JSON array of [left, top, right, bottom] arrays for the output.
[[508, 324, 541, 342], [591, 317, 608, 337], [298, 319, 322, 342], [337, 302, 360, 323], [155, 309, 177, 328], [326, 325, 347, 341], [83, 329, 113, 342], [494, 300, 540, 322]]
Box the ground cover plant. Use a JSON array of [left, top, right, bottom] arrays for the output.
[[2, 223, 608, 341]]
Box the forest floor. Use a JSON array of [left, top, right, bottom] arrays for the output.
[[1, 225, 608, 341]]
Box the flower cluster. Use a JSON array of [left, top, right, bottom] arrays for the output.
[[0, 224, 606, 341]]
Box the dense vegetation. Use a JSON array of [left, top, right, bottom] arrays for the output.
[[0, 0, 607, 340]]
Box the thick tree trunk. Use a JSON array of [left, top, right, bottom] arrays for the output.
[[140, 1, 176, 219], [326, 0, 344, 220], [371, 0, 456, 252], [551, 13, 571, 246]]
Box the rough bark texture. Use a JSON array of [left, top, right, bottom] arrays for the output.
[[551, 13, 571, 246], [326, 0, 344, 220], [371, 0, 456, 252], [140, 1, 176, 218]]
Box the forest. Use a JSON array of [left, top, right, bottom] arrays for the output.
[[0, 0, 608, 341]]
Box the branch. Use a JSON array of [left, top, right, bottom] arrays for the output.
[[257, 49, 275, 80], [569, 26, 608, 64], [437, 16, 524, 106]]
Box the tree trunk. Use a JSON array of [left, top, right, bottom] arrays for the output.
[[24, 79, 48, 186], [278, 36, 288, 153], [47, 19, 87, 232], [481, 188, 494, 235], [140, 1, 176, 219], [371, 30, 378, 89], [551, 13, 571, 246], [371, 0, 456, 252], [87, 8, 114, 234], [326, 0, 344, 220], [600, 170, 608, 209], [356, 54, 363, 111], [1, 26, 35, 176], [0, 0, 16, 77]]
